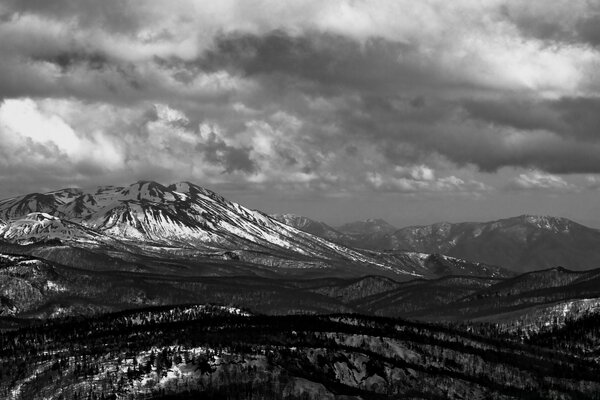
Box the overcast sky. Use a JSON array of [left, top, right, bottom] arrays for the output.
[[1, 0, 600, 227]]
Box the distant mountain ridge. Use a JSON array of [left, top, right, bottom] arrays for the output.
[[275, 213, 600, 273], [337, 218, 397, 235], [386, 215, 600, 272], [271, 213, 353, 244]]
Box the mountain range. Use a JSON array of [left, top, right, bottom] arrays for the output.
[[0, 181, 506, 281], [0, 180, 597, 330], [3, 181, 600, 398], [276, 213, 600, 273]]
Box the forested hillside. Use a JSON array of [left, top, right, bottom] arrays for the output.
[[1, 305, 599, 399]]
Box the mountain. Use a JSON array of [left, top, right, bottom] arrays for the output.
[[356, 265, 600, 333], [273, 213, 600, 273], [0, 189, 83, 221], [333, 218, 397, 249], [0, 182, 391, 273], [378, 215, 600, 272], [0, 248, 576, 329], [337, 218, 397, 235], [0, 181, 506, 280], [271, 213, 352, 244], [0, 251, 506, 321]]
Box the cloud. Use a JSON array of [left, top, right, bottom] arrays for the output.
[[508, 170, 573, 191], [501, 0, 600, 47], [366, 166, 489, 194], [0, 0, 600, 202], [0, 98, 124, 170], [463, 96, 600, 143], [585, 175, 600, 190]]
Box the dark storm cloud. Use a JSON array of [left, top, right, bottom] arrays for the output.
[[196, 132, 256, 174], [3, 0, 147, 35], [331, 93, 600, 174], [464, 97, 600, 143], [577, 15, 600, 46], [501, 2, 600, 47], [36, 51, 109, 73], [192, 30, 431, 95], [424, 128, 600, 174], [462, 99, 560, 133]]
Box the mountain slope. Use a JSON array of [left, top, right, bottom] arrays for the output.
[[382, 215, 600, 272], [335, 218, 397, 249], [271, 213, 353, 244], [0, 213, 110, 245], [399, 266, 600, 330]]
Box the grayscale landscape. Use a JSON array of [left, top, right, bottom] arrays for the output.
[[1, 1, 600, 399]]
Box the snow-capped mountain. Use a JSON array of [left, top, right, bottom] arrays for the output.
[[0, 182, 418, 277]]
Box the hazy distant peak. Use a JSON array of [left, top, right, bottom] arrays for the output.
[[337, 218, 397, 235], [270, 213, 312, 228], [494, 214, 578, 233]]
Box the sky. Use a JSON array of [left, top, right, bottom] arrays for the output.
[[1, 0, 600, 227]]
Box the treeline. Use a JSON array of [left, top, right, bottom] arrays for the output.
[[528, 311, 600, 356]]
